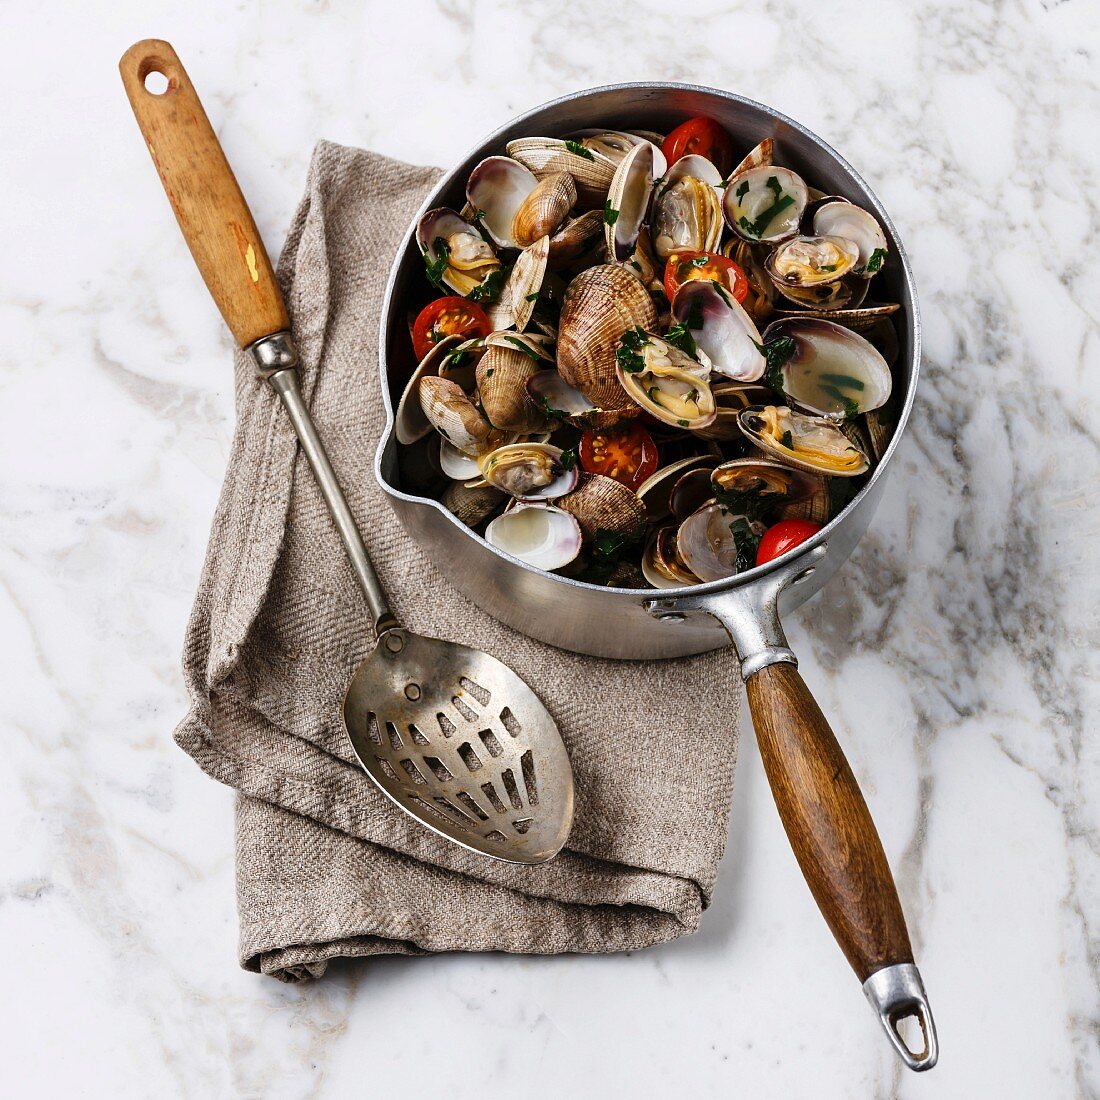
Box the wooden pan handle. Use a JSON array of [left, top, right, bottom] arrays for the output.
[[119, 39, 289, 348], [746, 661, 913, 978]]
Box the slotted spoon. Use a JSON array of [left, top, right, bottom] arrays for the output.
[[121, 39, 574, 864]]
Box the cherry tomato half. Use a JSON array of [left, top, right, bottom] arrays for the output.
[[663, 250, 749, 305], [662, 117, 734, 177], [411, 297, 491, 362], [755, 520, 823, 566], [579, 423, 659, 491]]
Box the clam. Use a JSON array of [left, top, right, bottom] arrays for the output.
[[506, 137, 617, 209], [730, 138, 773, 176], [441, 481, 506, 528], [485, 503, 582, 571], [394, 335, 464, 445], [771, 301, 900, 332], [738, 405, 870, 477], [605, 141, 657, 261], [557, 264, 657, 413], [710, 458, 823, 511], [614, 329, 717, 429], [642, 525, 700, 588], [761, 317, 892, 418], [567, 130, 668, 174], [764, 234, 861, 309], [466, 156, 541, 249], [677, 501, 765, 581], [636, 455, 719, 521], [416, 208, 501, 295], [476, 343, 548, 432], [419, 375, 493, 455], [650, 155, 724, 259], [723, 166, 809, 244], [485, 235, 549, 332], [779, 479, 832, 524], [668, 466, 715, 521], [512, 172, 577, 248], [556, 474, 647, 542], [439, 437, 483, 481], [671, 279, 765, 382], [812, 200, 888, 278], [722, 237, 779, 322], [692, 380, 775, 442], [478, 442, 579, 500], [547, 209, 604, 270]]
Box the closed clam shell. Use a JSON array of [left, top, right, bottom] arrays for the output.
[[506, 137, 616, 208], [486, 235, 549, 333], [547, 209, 604, 270], [557, 264, 657, 413], [512, 172, 576, 248], [441, 481, 506, 528], [419, 375, 492, 455], [556, 473, 647, 542], [476, 344, 545, 432]]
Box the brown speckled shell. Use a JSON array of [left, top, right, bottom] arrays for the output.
[[556, 473, 647, 542], [512, 173, 576, 249], [476, 345, 544, 433], [557, 265, 657, 413]]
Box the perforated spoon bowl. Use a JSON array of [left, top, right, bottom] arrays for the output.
[[121, 39, 574, 864]]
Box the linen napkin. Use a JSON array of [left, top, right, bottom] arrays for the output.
[[175, 141, 742, 981]]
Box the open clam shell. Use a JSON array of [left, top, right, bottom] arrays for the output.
[[671, 280, 765, 382], [642, 525, 700, 588], [730, 138, 774, 176], [567, 130, 668, 175], [762, 316, 893, 418], [724, 166, 809, 244], [557, 264, 657, 413], [547, 209, 604, 270], [738, 404, 870, 477], [485, 502, 582, 571], [605, 141, 657, 262], [506, 137, 617, 209], [466, 156, 540, 249], [485, 235, 550, 332], [710, 457, 823, 509], [417, 208, 501, 295], [677, 500, 764, 581], [439, 437, 483, 481], [395, 335, 464, 445], [512, 172, 577, 249], [478, 442, 579, 501], [764, 234, 861, 309], [419, 375, 494, 456], [636, 454, 719, 521], [812, 200, 888, 278], [614, 330, 717, 429], [771, 301, 900, 332]]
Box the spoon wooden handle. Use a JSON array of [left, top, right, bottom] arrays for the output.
[[119, 39, 289, 348]]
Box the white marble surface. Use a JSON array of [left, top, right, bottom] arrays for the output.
[[3, 1, 1098, 1095]]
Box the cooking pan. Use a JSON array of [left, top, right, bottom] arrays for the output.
[[376, 84, 937, 1070]]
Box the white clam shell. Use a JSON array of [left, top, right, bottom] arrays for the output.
[[485, 503, 582, 571], [672, 280, 765, 382], [604, 141, 656, 262], [394, 335, 464, 445], [812, 200, 888, 277], [466, 156, 539, 249]]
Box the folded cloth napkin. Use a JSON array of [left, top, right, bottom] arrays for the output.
[[175, 141, 742, 982]]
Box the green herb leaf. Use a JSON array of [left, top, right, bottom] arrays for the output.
[[423, 237, 450, 289], [819, 263, 837, 273], [735, 180, 749, 199], [766, 175, 783, 197], [691, 255, 710, 267], [560, 446, 578, 470], [615, 327, 648, 373], [747, 192, 794, 238], [467, 266, 507, 303], [603, 200, 620, 226], [865, 247, 887, 274], [665, 322, 697, 357], [818, 372, 865, 391], [524, 291, 540, 302], [564, 139, 595, 161], [780, 429, 794, 450], [502, 335, 541, 360]]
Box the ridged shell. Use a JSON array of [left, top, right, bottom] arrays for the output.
[[485, 235, 549, 332], [419, 375, 493, 455], [476, 344, 545, 432], [441, 481, 506, 527], [730, 138, 773, 177], [641, 525, 699, 588], [547, 210, 605, 270], [556, 474, 647, 542], [485, 503, 582, 571], [604, 141, 656, 261], [506, 137, 617, 208], [394, 334, 463, 445], [512, 173, 576, 248], [557, 265, 657, 412]]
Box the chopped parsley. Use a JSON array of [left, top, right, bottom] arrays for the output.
[[665, 322, 697, 357], [735, 180, 749, 199], [819, 264, 837, 273], [765, 175, 783, 197], [741, 191, 795, 239], [754, 335, 797, 393], [524, 291, 541, 302], [484, 367, 495, 377], [819, 372, 864, 390], [780, 429, 794, 450], [864, 247, 887, 274], [564, 139, 594, 161], [467, 266, 507, 303], [560, 446, 578, 470], [503, 335, 541, 360], [423, 237, 450, 289], [615, 327, 648, 373], [603, 200, 620, 226], [690, 255, 710, 268]]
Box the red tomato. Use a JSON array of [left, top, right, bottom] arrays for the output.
[[663, 250, 749, 304], [578, 423, 659, 491], [662, 117, 734, 176], [755, 520, 823, 566], [411, 297, 491, 361]]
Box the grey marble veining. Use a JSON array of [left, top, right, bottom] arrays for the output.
[[1, 0, 1097, 1096]]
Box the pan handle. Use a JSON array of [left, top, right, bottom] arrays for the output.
[[646, 547, 937, 1071]]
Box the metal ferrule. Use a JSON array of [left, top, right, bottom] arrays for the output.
[[646, 546, 826, 681], [862, 962, 939, 1071], [248, 330, 300, 377]]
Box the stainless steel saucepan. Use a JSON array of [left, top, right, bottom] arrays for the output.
[[376, 84, 937, 1070]]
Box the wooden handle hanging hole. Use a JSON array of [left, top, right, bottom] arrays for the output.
[[137, 55, 174, 96]]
